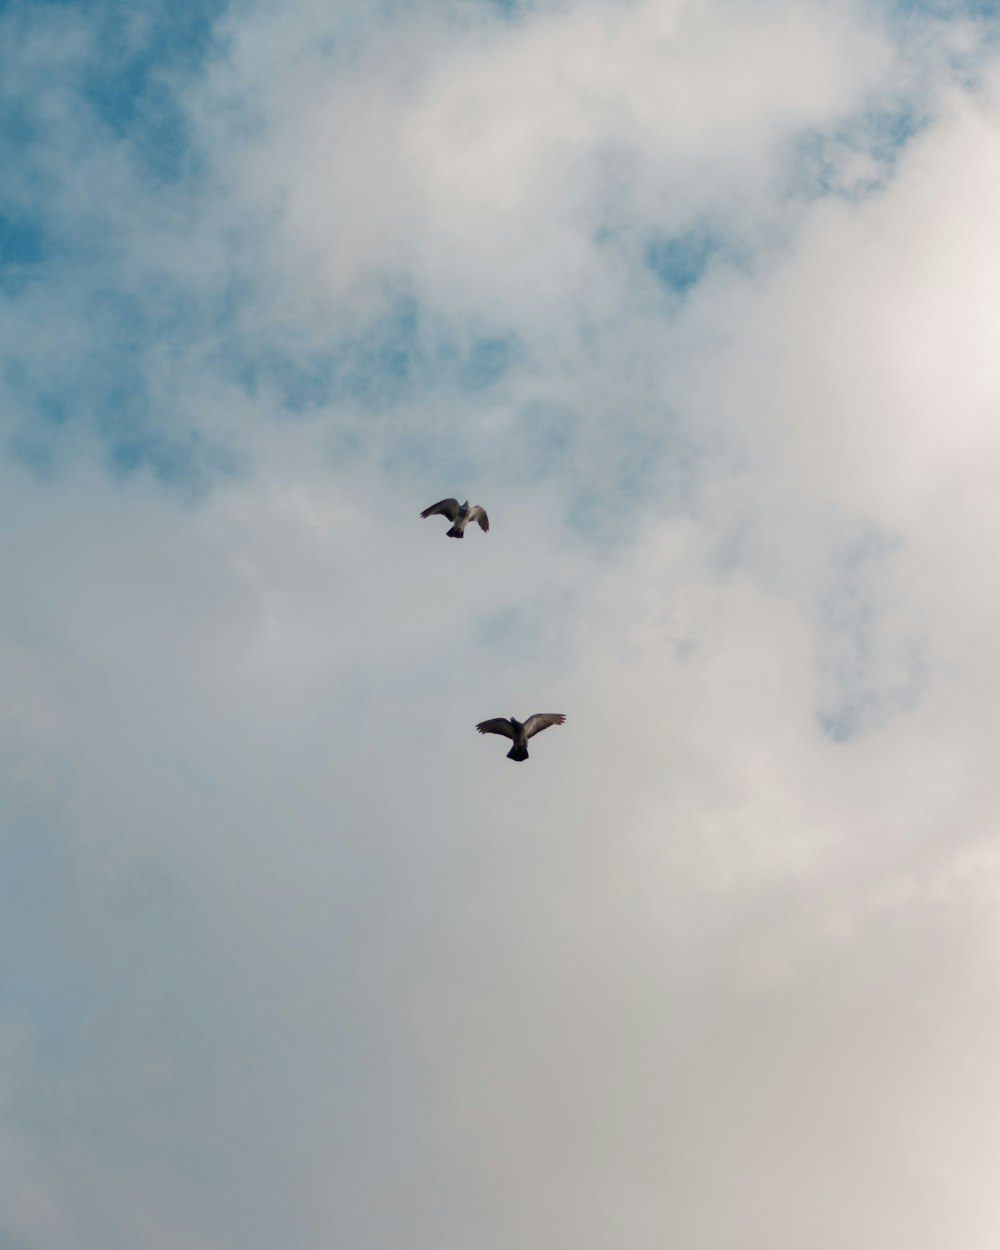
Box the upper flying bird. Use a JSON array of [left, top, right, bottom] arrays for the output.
[[475, 713, 566, 762], [420, 497, 490, 539]]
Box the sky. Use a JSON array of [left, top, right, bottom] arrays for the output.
[[2, 0, 1000, 1246]]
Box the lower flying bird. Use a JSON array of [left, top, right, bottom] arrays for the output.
[[420, 498, 489, 539], [476, 713, 566, 762]]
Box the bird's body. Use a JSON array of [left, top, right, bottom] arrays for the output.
[[420, 497, 489, 538], [476, 713, 566, 762]]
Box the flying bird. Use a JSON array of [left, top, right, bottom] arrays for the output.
[[420, 498, 489, 539], [476, 713, 566, 762]]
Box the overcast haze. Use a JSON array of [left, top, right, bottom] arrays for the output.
[[3, 0, 1000, 1246]]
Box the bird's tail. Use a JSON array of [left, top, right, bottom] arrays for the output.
[[506, 745, 529, 762], [446, 524, 465, 538]]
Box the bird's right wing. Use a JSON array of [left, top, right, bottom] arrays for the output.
[[476, 718, 515, 739], [523, 713, 566, 739], [420, 498, 460, 521], [468, 505, 489, 533]]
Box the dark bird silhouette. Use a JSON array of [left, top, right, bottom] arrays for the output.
[[476, 713, 566, 762], [420, 498, 489, 538]]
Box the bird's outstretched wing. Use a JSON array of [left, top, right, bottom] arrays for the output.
[[421, 498, 460, 521], [468, 505, 489, 533], [523, 713, 566, 739], [476, 718, 514, 739]]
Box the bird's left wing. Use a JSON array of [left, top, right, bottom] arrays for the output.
[[468, 505, 489, 533], [420, 498, 460, 521], [476, 718, 514, 739], [523, 713, 566, 739]]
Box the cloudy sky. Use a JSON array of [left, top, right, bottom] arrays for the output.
[[2, 0, 1000, 1246]]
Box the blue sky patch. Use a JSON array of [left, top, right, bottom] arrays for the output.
[[81, 0, 226, 182], [0, 212, 49, 296], [816, 529, 928, 741], [645, 230, 724, 295], [459, 334, 521, 391], [106, 428, 234, 493], [0, 212, 47, 268], [787, 103, 926, 203], [227, 345, 339, 414], [889, 0, 999, 15]]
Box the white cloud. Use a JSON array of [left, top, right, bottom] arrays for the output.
[[208, 0, 895, 332], [3, 1, 1000, 1247]]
